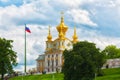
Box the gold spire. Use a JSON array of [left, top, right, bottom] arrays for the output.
[[72, 26, 78, 43], [47, 26, 52, 41], [56, 12, 68, 39], [61, 11, 64, 23]]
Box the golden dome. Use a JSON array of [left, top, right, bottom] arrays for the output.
[[56, 12, 68, 39], [59, 31, 64, 40], [47, 26, 52, 41]]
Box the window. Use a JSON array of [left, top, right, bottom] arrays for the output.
[[39, 62, 40, 67], [48, 68, 50, 72], [56, 59, 58, 66], [52, 55, 54, 57], [62, 41, 64, 45], [52, 60, 54, 66], [48, 55, 50, 58], [48, 60, 50, 66], [59, 42, 60, 46], [52, 60, 54, 71], [56, 54, 58, 66], [53, 43, 56, 47], [47, 43, 48, 48], [56, 54, 58, 57], [42, 62, 44, 67]]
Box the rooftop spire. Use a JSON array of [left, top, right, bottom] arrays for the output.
[[61, 11, 64, 23], [72, 26, 78, 43], [47, 26, 52, 41]]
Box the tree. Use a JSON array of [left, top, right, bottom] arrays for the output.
[[62, 41, 106, 80], [102, 45, 120, 59], [0, 38, 17, 80]]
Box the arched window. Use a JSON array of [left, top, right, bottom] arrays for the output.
[[56, 54, 58, 66]]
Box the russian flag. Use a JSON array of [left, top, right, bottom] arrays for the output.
[[25, 26, 31, 33]]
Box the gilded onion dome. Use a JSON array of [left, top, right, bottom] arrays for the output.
[[47, 26, 52, 41], [56, 12, 68, 39], [72, 26, 78, 43], [59, 30, 64, 40]]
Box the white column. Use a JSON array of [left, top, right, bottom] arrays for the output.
[[59, 53, 62, 72], [60, 54, 62, 65], [49, 55, 51, 72], [54, 54, 56, 72], [44, 55, 48, 72]]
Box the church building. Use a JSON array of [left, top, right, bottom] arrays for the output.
[[36, 14, 79, 73]]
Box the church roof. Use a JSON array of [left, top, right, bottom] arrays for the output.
[[36, 54, 45, 61], [54, 37, 71, 42]]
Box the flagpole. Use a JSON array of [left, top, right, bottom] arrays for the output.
[[24, 24, 27, 73]]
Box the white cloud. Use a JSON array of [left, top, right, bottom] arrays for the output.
[[85, 0, 120, 8], [0, 1, 51, 26], [0, 0, 98, 27], [53, 0, 83, 8], [0, 0, 8, 2], [75, 28, 120, 50], [67, 9, 97, 27]]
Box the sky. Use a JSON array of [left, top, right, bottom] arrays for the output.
[[0, 0, 120, 72]]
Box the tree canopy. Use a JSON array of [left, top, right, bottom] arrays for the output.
[[62, 41, 106, 80], [0, 38, 17, 80], [102, 45, 120, 59]]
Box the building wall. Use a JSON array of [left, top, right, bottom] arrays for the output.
[[44, 52, 63, 72], [37, 60, 44, 73], [42, 38, 73, 73], [103, 58, 120, 69]]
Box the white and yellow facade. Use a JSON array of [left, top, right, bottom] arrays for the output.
[[36, 14, 78, 73]]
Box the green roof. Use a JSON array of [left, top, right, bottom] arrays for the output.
[[36, 55, 45, 60]]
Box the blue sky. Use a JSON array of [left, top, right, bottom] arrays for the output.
[[0, 0, 120, 71]]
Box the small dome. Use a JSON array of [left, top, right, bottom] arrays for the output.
[[47, 35, 52, 41], [47, 26, 52, 41]]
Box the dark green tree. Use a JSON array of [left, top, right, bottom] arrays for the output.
[[0, 38, 17, 80], [62, 41, 106, 80], [102, 45, 120, 59]]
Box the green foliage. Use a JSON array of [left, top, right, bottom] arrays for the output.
[[102, 45, 120, 59], [96, 68, 120, 80], [62, 41, 106, 80], [10, 73, 64, 80], [0, 38, 17, 80], [102, 68, 120, 76], [10, 68, 120, 80]]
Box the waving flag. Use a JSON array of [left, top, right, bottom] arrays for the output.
[[25, 26, 31, 33]]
